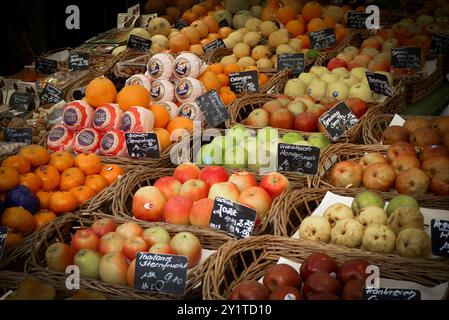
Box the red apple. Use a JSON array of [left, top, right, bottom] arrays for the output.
[[345, 98, 368, 118], [116, 222, 144, 239], [142, 226, 171, 247], [327, 57, 347, 71], [91, 218, 118, 238], [318, 97, 338, 110], [368, 56, 390, 72], [45, 242, 77, 272], [199, 166, 229, 186], [330, 161, 364, 188], [247, 108, 270, 127], [132, 186, 166, 222], [99, 252, 129, 286], [269, 287, 304, 300], [294, 112, 319, 132], [387, 141, 417, 162], [262, 100, 283, 114], [148, 243, 176, 254], [173, 162, 201, 183], [98, 232, 125, 255], [361, 37, 383, 50], [189, 198, 214, 227], [259, 172, 290, 198], [300, 252, 338, 281], [263, 264, 302, 291], [307, 104, 328, 117], [162, 195, 193, 225], [228, 171, 257, 192], [269, 108, 294, 129], [338, 259, 370, 285], [238, 186, 272, 219], [122, 236, 149, 260], [71, 229, 99, 252], [154, 176, 182, 200], [342, 279, 365, 300], [179, 179, 210, 202], [362, 163, 396, 192], [276, 95, 292, 107], [229, 280, 270, 300], [303, 272, 342, 299], [170, 232, 202, 268]]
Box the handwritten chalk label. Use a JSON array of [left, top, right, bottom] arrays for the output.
[[4, 128, 33, 145], [9, 91, 33, 111], [35, 56, 57, 75], [175, 20, 189, 30], [431, 219, 449, 257], [348, 12, 370, 29], [210, 196, 257, 239], [0, 226, 7, 259], [363, 287, 421, 300], [40, 83, 64, 104], [125, 132, 160, 159], [319, 102, 359, 140], [134, 252, 188, 296], [229, 70, 259, 94], [309, 28, 337, 50], [431, 32, 449, 55], [196, 89, 230, 127], [127, 34, 151, 52], [391, 47, 422, 70], [365, 71, 393, 97], [69, 52, 90, 71], [277, 53, 305, 75], [203, 38, 226, 55], [277, 143, 320, 175]]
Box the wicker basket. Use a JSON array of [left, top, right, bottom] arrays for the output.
[[202, 235, 449, 300], [113, 50, 152, 78], [29, 211, 228, 300], [66, 76, 94, 102]]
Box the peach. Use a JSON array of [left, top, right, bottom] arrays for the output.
[[189, 198, 214, 227]]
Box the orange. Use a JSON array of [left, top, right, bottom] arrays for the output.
[[18, 144, 49, 167], [218, 27, 233, 38], [85, 174, 108, 193], [169, 34, 190, 53], [74, 153, 102, 175], [48, 151, 74, 172], [1, 207, 35, 235], [20, 173, 42, 193], [202, 15, 219, 33], [99, 164, 124, 185], [2, 155, 31, 174], [302, 1, 322, 21], [60, 167, 86, 191], [199, 70, 222, 91], [0, 166, 20, 192], [4, 229, 23, 253], [166, 117, 194, 135], [34, 209, 57, 229], [217, 73, 229, 86], [245, 66, 258, 71], [200, 38, 211, 46], [35, 165, 60, 191], [223, 63, 242, 75], [191, 4, 206, 18], [259, 73, 269, 86], [208, 63, 224, 74], [297, 35, 310, 49], [286, 20, 305, 37], [307, 18, 327, 32], [276, 5, 297, 25], [70, 185, 97, 205], [336, 27, 348, 43], [181, 26, 200, 45], [153, 128, 172, 152], [84, 77, 117, 108], [181, 10, 198, 24], [117, 85, 150, 111], [191, 20, 208, 38], [36, 191, 51, 209], [219, 90, 237, 105], [49, 191, 78, 214], [323, 16, 336, 29], [189, 44, 205, 56], [207, 33, 221, 42], [149, 105, 170, 129]]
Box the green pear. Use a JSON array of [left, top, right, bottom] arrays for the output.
[[74, 249, 102, 280], [386, 195, 420, 216], [351, 191, 386, 215]]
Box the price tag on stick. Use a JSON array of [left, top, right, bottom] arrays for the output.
[[363, 287, 421, 300], [69, 52, 90, 71], [125, 132, 160, 159], [40, 83, 64, 104], [35, 57, 57, 75], [277, 143, 320, 175], [391, 47, 422, 69], [277, 53, 305, 75], [308, 28, 337, 50], [365, 71, 393, 97], [134, 252, 188, 296], [196, 89, 230, 127], [210, 196, 257, 238], [431, 219, 449, 257], [127, 34, 151, 52], [0, 226, 7, 259], [229, 70, 259, 94], [4, 128, 33, 145], [319, 102, 359, 140]]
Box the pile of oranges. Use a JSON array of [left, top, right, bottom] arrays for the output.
[[0, 145, 123, 253]]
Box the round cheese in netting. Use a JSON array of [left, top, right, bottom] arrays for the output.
[[46, 125, 74, 152], [147, 53, 174, 80], [120, 106, 155, 133], [72, 128, 103, 154], [93, 103, 123, 133], [157, 101, 179, 119], [150, 79, 175, 102], [175, 77, 206, 103], [173, 52, 206, 79], [177, 102, 203, 122], [63, 100, 95, 131], [100, 129, 128, 157]]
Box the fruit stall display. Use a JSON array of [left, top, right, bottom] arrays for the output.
[[29, 212, 231, 300], [201, 235, 449, 300]]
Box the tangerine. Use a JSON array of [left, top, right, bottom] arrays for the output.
[[85, 175, 108, 193], [60, 167, 86, 191], [149, 104, 170, 129], [34, 209, 57, 229], [1, 207, 35, 235], [20, 173, 42, 193], [74, 153, 102, 175], [1, 155, 31, 174], [70, 185, 97, 205], [99, 164, 124, 185], [48, 151, 74, 172], [35, 165, 60, 191], [0, 166, 20, 192], [49, 191, 78, 214], [18, 145, 49, 167]]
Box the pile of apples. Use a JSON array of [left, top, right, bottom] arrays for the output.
[[132, 162, 289, 226], [330, 140, 449, 196], [45, 218, 202, 287], [229, 253, 372, 300], [299, 191, 431, 258]]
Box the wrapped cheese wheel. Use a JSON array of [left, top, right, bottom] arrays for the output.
[[72, 128, 102, 154], [150, 79, 175, 102], [93, 103, 123, 133], [126, 74, 152, 92], [178, 102, 203, 121], [175, 77, 206, 103], [157, 101, 179, 119], [63, 100, 95, 132], [100, 129, 128, 157], [120, 106, 155, 133], [46, 125, 74, 152], [147, 53, 174, 80], [173, 52, 206, 79]]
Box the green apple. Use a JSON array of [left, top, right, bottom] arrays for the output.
[[224, 146, 248, 169], [386, 195, 420, 216], [74, 249, 102, 279], [351, 191, 386, 215], [196, 143, 223, 165], [307, 133, 330, 149], [281, 132, 304, 144], [227, 124, 251, 144], [293, 140, 312, 146]]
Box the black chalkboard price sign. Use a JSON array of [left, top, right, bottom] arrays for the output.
[[431, 32, 449, 55], [363, 287, 421, 300], [319, 102, 359, 140], [365, 71, 393, 97], [40, 83, 64, 105], [347, 12, 370, 29], [69, 52, 90, 71], [431, 219, 449, 257], [196, 89, 230, 127], [391, 47, 422, 69], [134, 252, 188, 296], [125, 132, 160, 159], [277, 143, 320, 175], [4, 128, 33, 145], [9, 91, 33, 111], [127, 34, 151, 52], [0, 226, 7, 259], [277, 53, 305, 75], [175, 20, 189, 30], [35, 56, 57, 75], [308, 28, 337, 50], [229, 70, 259, 94], [203, 38, 226, 55], [210, 196, 257, 238]]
